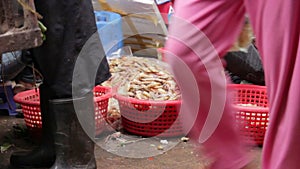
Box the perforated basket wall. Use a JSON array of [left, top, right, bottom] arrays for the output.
[[115, 94, 183, 137], [228, 84, 269, 146], [14, 86, 111, 138]]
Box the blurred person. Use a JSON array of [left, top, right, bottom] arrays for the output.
[[9, 0, 111, 168], [165, 0, 299, 169]]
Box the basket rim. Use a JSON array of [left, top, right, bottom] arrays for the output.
[[114, 93, 181, 105], [93, 85, 113, 101], [227, 84, 267, 90], [228, 84, 269, 112], [14, 86, 113, 105], [14, 89, 40, 105], [233, 104, 269, 112]]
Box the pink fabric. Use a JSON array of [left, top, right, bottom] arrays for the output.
[[165, 0, 300, 169]]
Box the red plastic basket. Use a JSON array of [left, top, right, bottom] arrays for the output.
[[228, 84, 269, 146], [14, 86, 112, 138], [115, 94, 183, 137]]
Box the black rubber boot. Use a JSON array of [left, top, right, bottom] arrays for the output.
[[10, 84, 56, 168], [49, 92, 96, 169]]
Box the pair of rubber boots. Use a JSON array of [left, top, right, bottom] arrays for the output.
[[10, 85, 97, 169]]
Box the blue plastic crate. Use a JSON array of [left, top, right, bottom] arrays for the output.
[[94, 11, 123, 57]]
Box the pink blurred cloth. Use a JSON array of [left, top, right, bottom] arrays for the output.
[[165, 0, 300, 169]]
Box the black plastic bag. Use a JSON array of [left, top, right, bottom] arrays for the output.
[[224, 44, 265, 85]]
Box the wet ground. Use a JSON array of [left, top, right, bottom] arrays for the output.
[[0, 114, 262, 169]]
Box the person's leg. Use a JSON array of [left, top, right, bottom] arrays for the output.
[[244, 1, 300, 168], [165, 0, 251, 168], [10, 84, 55, 168], [10, 0, 110, 168], [49, 92, 96, 169]]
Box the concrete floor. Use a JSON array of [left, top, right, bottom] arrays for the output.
[[0, 115, 262, 169]]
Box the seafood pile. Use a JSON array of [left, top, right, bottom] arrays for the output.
[[103, 56, 181, 101]]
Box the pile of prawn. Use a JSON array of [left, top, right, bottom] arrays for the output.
[[103, 56, 181, 101]]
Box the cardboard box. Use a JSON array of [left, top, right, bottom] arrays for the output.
[[95, 0, 168, 56]]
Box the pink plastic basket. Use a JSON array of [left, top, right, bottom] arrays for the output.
[[228, 84, 269, 146], [14, 86, 112, 138]]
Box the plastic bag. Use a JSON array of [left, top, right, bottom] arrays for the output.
[[224, 44, 265, 85]]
